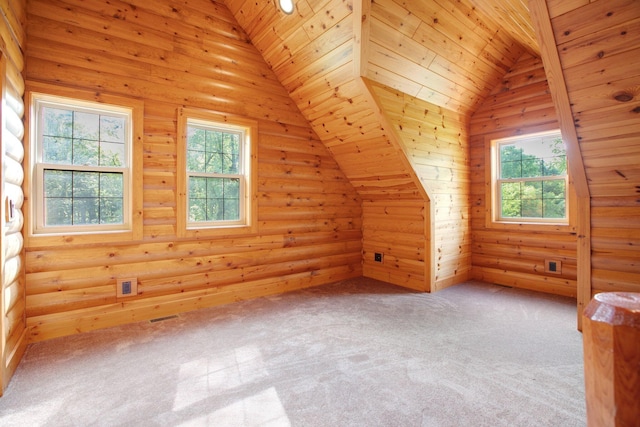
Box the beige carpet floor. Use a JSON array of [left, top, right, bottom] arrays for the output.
[[0, 278, 585, 426]]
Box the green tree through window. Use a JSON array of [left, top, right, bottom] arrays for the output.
[[186, 124, 243, 224], [40, 106, 126, 226], [496, 132, 567, 221]]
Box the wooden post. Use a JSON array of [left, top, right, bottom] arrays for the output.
[[582, 292, 640, 426]]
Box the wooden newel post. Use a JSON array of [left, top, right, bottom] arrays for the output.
[[582, 292, 640, 427]]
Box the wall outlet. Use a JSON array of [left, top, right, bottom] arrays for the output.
[[545, 260, 562, 275], [374, 252, 383, 263], [117, 277, 138, 298]]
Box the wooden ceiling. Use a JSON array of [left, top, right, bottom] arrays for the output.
[[224, 0, 540, 117]]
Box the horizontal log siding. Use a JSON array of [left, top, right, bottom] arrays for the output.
[[369, 81, 471, 291], [226, 0, 431, 291], [0, 0, 28, 394], [550, 0, 640, 296], [469, 53, 578, 297], [24, 0, 362, 342]]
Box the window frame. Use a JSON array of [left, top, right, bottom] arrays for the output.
[[485, 129, 576, 232], [25, 82, 143, 246], [177, 108, 258, 238]]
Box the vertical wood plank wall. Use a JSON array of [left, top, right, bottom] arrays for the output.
[[547, 0, 640, 296], [469, 53, 579, 297], [368, 81, 472, 291], [0, 0, 27, 395], [23, 0, 363, 342]]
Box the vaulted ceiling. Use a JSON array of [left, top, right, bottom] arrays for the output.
[[224, 0, 540, 118]]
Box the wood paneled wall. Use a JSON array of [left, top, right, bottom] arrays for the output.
[[546, 0, 640, 296], [225, 0, 433, 291], [470, 53, 579, 297], [368, 80, 472, 290], [0, 0, 27, 395], [24, 0, 363, 342]]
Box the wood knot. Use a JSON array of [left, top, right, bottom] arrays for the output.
[[613, 92, 634, 102], [632, 106, 640, 114], [597, 51, 605, 59]]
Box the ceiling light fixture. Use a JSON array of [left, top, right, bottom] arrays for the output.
[[278, 0, 294, 15]]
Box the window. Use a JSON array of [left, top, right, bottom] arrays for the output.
[[492, 130, 568, 224], [177, 108, 257, 237], [26, 83, 143, 244]]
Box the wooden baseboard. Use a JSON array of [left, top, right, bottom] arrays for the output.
[[471, 266, 577, 298], [27, 266, 361, 343]]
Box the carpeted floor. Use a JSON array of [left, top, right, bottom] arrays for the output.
[[0, 278, 586, 426]]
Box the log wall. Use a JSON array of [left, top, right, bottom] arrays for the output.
[[368, 81, 472, 290], [470, 53, 579, 297], [226, 0, 433, 291], [0, 0, 27, 395], [546, 0, 640, 296], [24, 0, 363, 342]]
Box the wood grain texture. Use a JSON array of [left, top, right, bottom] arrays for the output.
[[583, 292, 640, 426], [546, 0, 640, 299], [24, 0, 363, 342], [469, 53, 579, 297], [367, 80, 472, 290], [0, 0, 27, 395], [225, 0, 434, 291]]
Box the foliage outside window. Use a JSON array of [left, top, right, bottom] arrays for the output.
[[177, 108, 257, 237], [493, 131, 568, 223], [31, 94, 133, 235], [186, 122, 244, 225]]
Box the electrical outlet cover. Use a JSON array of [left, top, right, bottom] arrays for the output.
[[117, 277, 138, 298]]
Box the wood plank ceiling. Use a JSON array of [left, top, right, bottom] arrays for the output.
[[223, 0, 542, 291]]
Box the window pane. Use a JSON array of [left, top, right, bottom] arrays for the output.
[[205, 152, 223, 174], [188, 198, 207, 222], [206, 178, 224, 199], [495, 132, 567, 222], [205, 130, 222, 154], [44, 170, 73, 197], [207, 198, 223, 221], [222, 133, 240, 174], [189, 177, 207, 199], [73, 111, 100, 140], [522, 199, 543, 217], [543, 156, 567, 176], [187, 176, 241, 223], [100, 173, 123, 198], [73, 198, 100, 224], [544, 199, 566, 218], [542, 179, 565, 199], [502, 199, 521, 218], [43, 136, 73, 164], [100, 141, 125, 167], [100, 198, 123, 224], [36, 96, 131, 233], [522, 157, 543, 178], [45, 198, 72, 226], [223, 198, 239, 220], [224, 178, 240, 199], [522, 181, 542, 200], [73, 138, 99, 166], [100, 115, 125, 143], [73, 172, 99, 197], [187, 150, 206, 173], [43, 107, 73, 138], [188, 128, 206, 151]]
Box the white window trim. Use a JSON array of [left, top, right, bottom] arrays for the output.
[[177, 108, 258, 239], [485, 129, 577, 233], [25, 82, 143, 246]]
